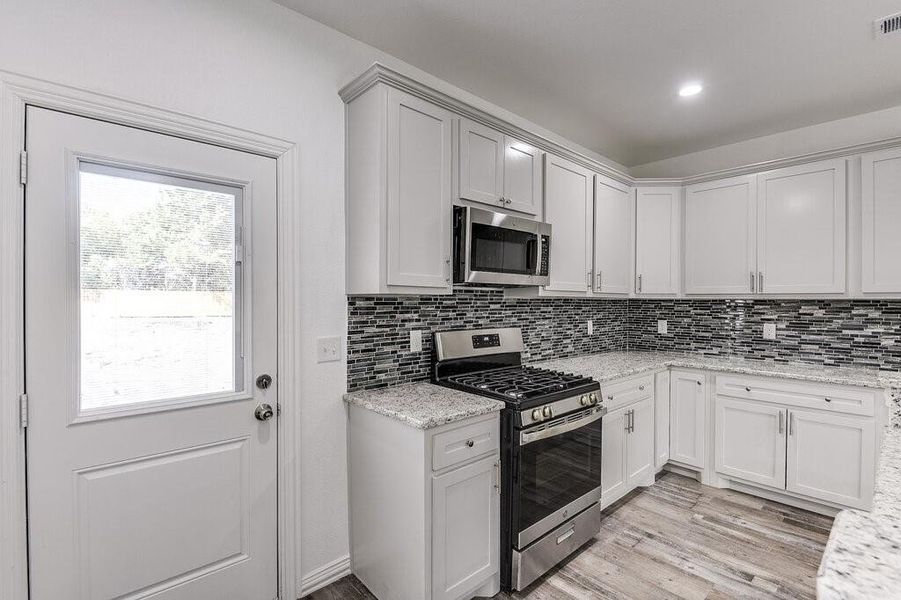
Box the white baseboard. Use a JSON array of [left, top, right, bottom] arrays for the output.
[[298, 554, 352, 598]]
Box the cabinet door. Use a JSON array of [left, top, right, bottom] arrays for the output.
[[669, 371, 706, 469], [635, 187, 680, 295], [714, 397, 786, 489], [386, 88, 453, 290], [543, 154, 593, 293], [503, 137, 541, 216], [684, 175, 757, 295], [593, 175, 632, 295], [458, 118, 504, 207], [626, 398, 655, 489], [756, 159, 846, 294], [654, 371, 670, 469], [601, 406, 627, 508], [786, 410, 875, 509], [432, 454, 499, 600], [861, 148, 901, 292]]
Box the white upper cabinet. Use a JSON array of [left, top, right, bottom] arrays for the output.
[[386, 89, 454, 289], [635, 187, 680, 295], [458, 119, 504, 207], [458, 118, 540, 216], [756, 159, 847, 294], [684, 175, 757, 295], [593, 175, 632, 295], [861, 147, 901, 293], [503, 137, 542, 215], [346, 84, 453, 295], [543, 154, 593, 293]]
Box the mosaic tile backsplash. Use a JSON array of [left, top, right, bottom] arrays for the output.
[[347, 289, 627, 391], [347, 294, 901, 391]]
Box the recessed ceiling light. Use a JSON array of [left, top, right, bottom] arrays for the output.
[[678, 82, 703, 97]]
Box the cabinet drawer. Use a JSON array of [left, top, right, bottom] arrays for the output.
[[601, 374, 654, 410], [432, 417, 499, 471], [716, 375, 876, 416]]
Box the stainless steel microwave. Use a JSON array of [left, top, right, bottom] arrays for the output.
[[452, 206, 551, 286]]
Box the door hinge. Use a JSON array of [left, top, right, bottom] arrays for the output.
[[19, 151, 27, 186], [19, 393, 28, 428]]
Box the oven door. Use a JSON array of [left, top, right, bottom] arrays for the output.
[[455, 206, 550, 286], [513, 407, 603, 549]]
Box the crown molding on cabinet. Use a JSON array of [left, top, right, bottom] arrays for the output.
[[340, 63, 901, 189], [339, 62, 633, 186]]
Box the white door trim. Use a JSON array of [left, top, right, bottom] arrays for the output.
[[0, 71, 300, 600]]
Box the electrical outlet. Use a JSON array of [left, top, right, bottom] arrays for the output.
[[410, 330, 423, 352], [316, 336, 341, 362], [587, 320, 593, 335], [763, 323, 777, 340], [658, 320, 668, 335]]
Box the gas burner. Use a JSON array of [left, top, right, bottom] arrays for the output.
[[445, 365, 594, 403]]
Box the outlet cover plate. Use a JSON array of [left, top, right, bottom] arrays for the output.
[[410, 330, 423, 352], [316, 336, 341, 362], [587, 320, 593, 336], [763, 323, 777, 340], [658, 320, 668, 335]]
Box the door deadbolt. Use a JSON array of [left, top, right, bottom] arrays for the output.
[[254, 403, 275, 421], [256, 374, 273, 390]]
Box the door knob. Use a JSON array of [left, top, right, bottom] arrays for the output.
[[256, 374, 273, 390], [254, 403, 275, 421]]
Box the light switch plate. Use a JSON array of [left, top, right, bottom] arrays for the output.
[[316, 336, 341, 362], [763, 323, 777, 340], [587, 320, 593, 335], [410, 330, 423, 352], [658, 320, 668, 335]]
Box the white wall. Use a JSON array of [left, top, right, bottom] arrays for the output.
[[0, 0, 626, 592], [631, 103, 901, 178]]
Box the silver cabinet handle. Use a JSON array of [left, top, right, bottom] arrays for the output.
[[758, 271, 764, 293], [587, 271, 592, 289], [789, 412, 794, 436], [494, 462, 500, 495], [505, 198, 512, 205], [778, 411, 784, 434], [637, 274, 642, 293], [750, 271, 756, 293], [445, 256, 451, 283], [596, 271, 602, 291], [498, 197, 505, 205], [638, 385, 645, 391], [556, 525, 576, 545], [465, 439, 474, 448]]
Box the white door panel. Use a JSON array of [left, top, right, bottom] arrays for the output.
[[543, 154, 592, 293], [715, 397, 786, 489], [756, 159, 846, 294], [625, 398, 654, 488], [684, 176, 757, 295], [669, 371, 706, 469], [25, 107, 278, 600], [459, 118, 504, 206], [593, 175, 632, 295], [601, 406, 627, 507], [635, 187, 680, 295], [861, 148, 901, 292], [503, 137, 541, 215]]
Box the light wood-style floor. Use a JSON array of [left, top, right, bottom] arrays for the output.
[[304, 473, 833, 600]]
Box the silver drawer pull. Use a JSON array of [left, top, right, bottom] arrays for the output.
[[465, 439, 474, 448], [556, 526, 576, 545], [824, 397, 832, 403], [638, 385, 645, 391], [607, 395, 613, 400], [745, 387, 751, 392]]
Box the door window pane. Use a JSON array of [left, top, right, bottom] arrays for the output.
[[79, 164, 241, 411]]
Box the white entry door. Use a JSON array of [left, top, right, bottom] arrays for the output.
[[25, 107, 279, 600]]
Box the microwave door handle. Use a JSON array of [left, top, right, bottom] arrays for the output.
[[534, 234, 543, 276]]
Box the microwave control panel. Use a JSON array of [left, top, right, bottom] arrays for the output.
[[538, 235, 550, 277]]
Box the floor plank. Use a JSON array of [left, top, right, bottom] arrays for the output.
[[302, 473, 831, 600]]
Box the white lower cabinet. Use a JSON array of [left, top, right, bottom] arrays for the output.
[[432, 454, 500, 600], [712, 376, 879, 510], [715, 397, 786, 489], [601, 376, 656, 509], [669, 370, 707, 469], [349, 408, 500, 600], [786, 409, 875, 509]]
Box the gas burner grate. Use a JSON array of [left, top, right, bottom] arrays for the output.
[[446, 366, 594, 401]]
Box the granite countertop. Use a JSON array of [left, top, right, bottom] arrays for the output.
[[817, 425, 901, 599], [344, 382, 505, 429], [532, 351, 901, 389]]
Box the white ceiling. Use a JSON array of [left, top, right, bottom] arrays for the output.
[[277, 0, 901, 167]]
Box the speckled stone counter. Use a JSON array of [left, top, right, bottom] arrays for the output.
[[344, 382, 504, 429], [817, 425, 901, 599], [532, 351, 901, 389]]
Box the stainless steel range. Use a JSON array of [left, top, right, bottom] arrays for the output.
[[433, 327, 604, 591]]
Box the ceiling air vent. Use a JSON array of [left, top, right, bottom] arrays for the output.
[[875, 12, 901, 37]]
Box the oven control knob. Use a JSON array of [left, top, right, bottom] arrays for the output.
[[531, 409, 542, 422], [580, 394, 589, 406], [542, 406, 552, 418], [589, 393, 598, 405]]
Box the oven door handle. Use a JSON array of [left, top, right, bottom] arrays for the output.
[[519, 408, 605, 446]]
